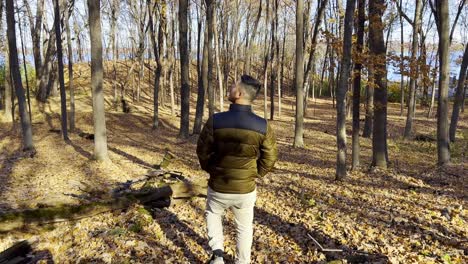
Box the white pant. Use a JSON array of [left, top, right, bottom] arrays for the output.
[[206, 187, 257, 264]]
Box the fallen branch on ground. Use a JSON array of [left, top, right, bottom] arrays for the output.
[[0, 179, 207, 232], [307, 233, 343, 252]]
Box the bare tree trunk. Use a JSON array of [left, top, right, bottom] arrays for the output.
[[403, 0, 422, 139], [6, 0, 34, 150], [65, 0, 75, 131], [244, 0, 262, 74], [428, 54, 438, 118], [399, 0, 405, 116], [293, 0, 304, 148], [303, 0, 329, 85], [179, 0, 190, 138], [369, 0, 388, 168], [110, 0, 120, 104], [268, 0, 278, 120], [169, 3, 176, 116], [435, 0, 450, 165], [73, 14, 83, 62], [352, 0, 365, 170], [54, 0, 68, 141], [0, 0, 13, 122], [23, 0, 44, 88], [88, 0, 109, 161], [3, 49, 13, 122], [193, 5, 205, 134], [262, 0, 270, 120], [213, 11, 224, 112], [279, 14, 287, 118], [37, 29, 56, 102], [206, 0, 215, 117], [449, 44, 468, 142], [148, 0, 165, 130], [335, 0, 355, 180], [17, 10, 32, 122]]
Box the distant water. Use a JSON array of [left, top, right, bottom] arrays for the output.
[[387, 50, 464, 81]]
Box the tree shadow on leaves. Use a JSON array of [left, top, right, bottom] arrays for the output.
[[145, 206, 217, 263], [254, 207, 389, 263]]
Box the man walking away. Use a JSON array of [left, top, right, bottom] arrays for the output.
[[197, 74, 278, 264]]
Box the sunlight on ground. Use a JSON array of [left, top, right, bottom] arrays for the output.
[[0, 61, 466, 263]]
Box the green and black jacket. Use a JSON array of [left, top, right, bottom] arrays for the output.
[[196, 104, 278, 194]]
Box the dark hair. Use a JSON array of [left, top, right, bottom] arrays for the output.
[[240, 74, 262, 100]]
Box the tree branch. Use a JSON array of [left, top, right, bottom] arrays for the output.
[[393, 0, 414, 26]]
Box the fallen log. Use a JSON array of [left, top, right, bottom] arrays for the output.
[[0, 180, 207, 233], [0, 240, 32, 264]]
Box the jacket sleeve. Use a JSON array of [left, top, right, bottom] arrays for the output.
[[257, 121, 278, 177], [196, 116, 215, 173]]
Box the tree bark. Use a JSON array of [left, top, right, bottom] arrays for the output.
[[0, 179, 207, 232], [17, 10, 32, 123], [65, 0, 75, 131], [110, 0, 120, 104], [88, 0, 109, 161], [179, 0, 190, 138], [193, 5, 205, 134], [352, 0, 365, 170], [23, 0, 44, 89], [36, 29, 56, 102], [6, 0, 34, 150], [3, 48, 13, 122], [449, 44, 468, 142], [244, 0, 262, 74], [399, 0, 405, 116], [293, 0, 304, 148], [435, 0, 450, 165], [403, 0, 422, 139], [54, 0, 68, 141], [303, 0, 328, 86], [335, 0, 355, 180], [206, 0, 215, 118], [369, 0, 388, 168], [213, 11, 224, 112], [148, 0, 165, 130]]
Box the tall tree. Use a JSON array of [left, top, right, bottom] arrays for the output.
[[110, 0, 120, 104], [205, 0, 214, 117], [23, 0, 44, 88], [369, 0, 388, 168], [352, 0, 365, 170], [193, 4, 206, 134], [335, 0, 356, 180], [54, 0, 68, 141], [88, 0, 109, 161], [398, 0, 405, 116], [179, 0, 190, 138], [433, 0, 450, 165], [148, 0, 166, 129], [2, 9, 13, 122], [293, 0, 304, 148], [17, 9, 32, 122], [6, 0, 34, 150], [400, 0, 423, 139], [449, 44, 468, 142], [65, 0, 75, 131], [244, 0, 262, 74], [0, 0, 10, 121]]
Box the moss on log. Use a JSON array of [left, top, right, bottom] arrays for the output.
[[0, 180, 207, 233]]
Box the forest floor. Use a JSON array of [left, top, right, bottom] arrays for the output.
[[0, 63, 467, 263]]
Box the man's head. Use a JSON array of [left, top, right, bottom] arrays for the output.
[[228, 74, 262, 104]]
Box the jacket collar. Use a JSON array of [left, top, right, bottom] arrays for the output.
[[229, 104, 252, 112]]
